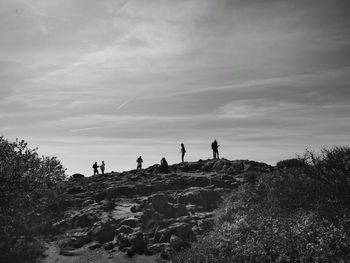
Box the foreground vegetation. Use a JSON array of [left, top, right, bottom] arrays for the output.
[[174, 147, 350, 263], [0, 137, 67, 263]]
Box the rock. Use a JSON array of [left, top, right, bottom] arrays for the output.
[[59, 231, 90, 250], [152, 194, 168, 211], [88, 242, 102, 250], [91, 221, 115, 243], [52, 219, 68, 234], [102, 200, 115, 212], [170, 235, 191, 251], [173, 203, 188, 216], [81, 199, 95, 207], [67, 186, 85, 194], [105, 185, 134, 199], [135, 184, 153, 196], [117, 233, 131, 249], [116, 225, 134, 235], [129, 231, 147, 254], [70, 173, 85, 179], [130, 204, 141, 213], [121, 218, 138, 228], [104, 241, 115, 250], [177, 188, 221, 208], [186, 176, 211, 187], [154, 222, 196, 243], [60, 249, 80, 256], [72, 212, 99, 228], [145, 243, 167, 256]]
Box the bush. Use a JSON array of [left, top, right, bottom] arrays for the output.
[[0, 137, 67, 262], [174, 146, 350, 262]]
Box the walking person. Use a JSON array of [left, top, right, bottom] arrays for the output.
[[92, 162, 99, 175], [100, 161, 105, 175], [136, 156, 143, 169], [180, 143, 186, 163], [211, 139, 220, 159]]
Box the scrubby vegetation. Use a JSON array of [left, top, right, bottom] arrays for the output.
[[174, 146, 350, 263], [0, 137, 67, 263]]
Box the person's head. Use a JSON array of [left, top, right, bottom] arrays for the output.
[[102, 161, 104, 164], [214, 139, 217, 142], [181, 143, 184, 147], [95, 161, 97, 164]]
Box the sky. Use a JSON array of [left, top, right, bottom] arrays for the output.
[[1, 0, 350, 176]]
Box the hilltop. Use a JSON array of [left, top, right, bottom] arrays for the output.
[[41, 158, 272, 262]]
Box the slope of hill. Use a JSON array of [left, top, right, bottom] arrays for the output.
[[41, 158, 272, 262]]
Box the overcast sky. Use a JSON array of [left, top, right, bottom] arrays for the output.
[[1, 0, 350, 176]]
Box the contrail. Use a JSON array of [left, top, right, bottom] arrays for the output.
[[70, 127, 104, 132], [116, 97, 133, 111]]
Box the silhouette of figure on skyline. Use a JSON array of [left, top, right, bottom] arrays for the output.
[[100, 161, 105, 175], [137, 156, 143, 169], [92, 162, 99, 175], [211, 139, 220, 159], [180, 143, 186, 163], [160, 157, 169, 173]]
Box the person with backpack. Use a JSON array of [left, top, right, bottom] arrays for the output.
[[136, 156, 143, 169], [92, 162, 99, 175], [100, 161, 105, 175], [160, 157, 169, 173], [211, 139, 220, 159], [180, 143, 186, 163]]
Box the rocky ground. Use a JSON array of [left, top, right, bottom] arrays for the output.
[[41, 158, 272, 263]]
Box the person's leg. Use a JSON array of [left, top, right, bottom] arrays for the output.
[[217, 150, 219, 159], [182, 152, 185, 163]]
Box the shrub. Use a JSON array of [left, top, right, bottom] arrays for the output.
[[0, 137, 67, 262], [174, 146, 350, 262]]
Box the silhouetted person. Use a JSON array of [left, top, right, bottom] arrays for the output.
[[100, 161, 105, 175], [211, 139, 219, 159], [137, 156, 143, 169], [180, 143, 186, 163], [92, 162, 99, 175], [160, 157, 169, 173]]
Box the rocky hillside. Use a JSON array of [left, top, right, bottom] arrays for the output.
[[42, 158, 272, 262]]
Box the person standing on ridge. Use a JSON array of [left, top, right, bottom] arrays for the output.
[[136, 156, 143, 169], [180, 143, 186, 163], [100, 161, 105, 175], [211, 139, 220, 159], [92, 162, 99, 175]]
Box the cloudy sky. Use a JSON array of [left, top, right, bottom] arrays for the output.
[[1, 0, 350, 176]]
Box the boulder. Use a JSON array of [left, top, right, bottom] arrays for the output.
[[145, 243, 167, 256], [59, 230, 90, 250], [117, 233, 131, 249], [116, 225, 134, 235], [129, 231, 147, 254], [177, 188, 221, 208], [154, 222, 196, 243], [186, 176, 210, 187], [72, 211, 99, 228], [70, 173, 85, 179], [121, 218, 138, 228], [152, 194, 170, 213], [88, 242, 102, 250], [91, 221, 115, 243]]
